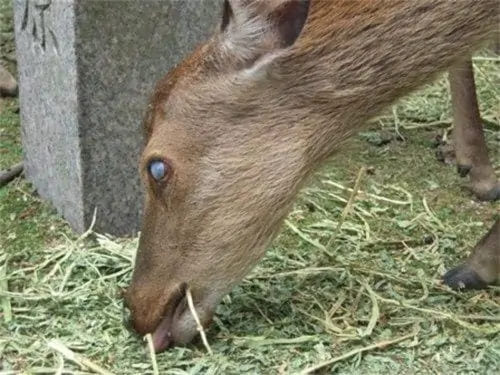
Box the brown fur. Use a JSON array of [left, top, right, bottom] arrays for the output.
[[448, 59, 500, 200], [125, 0, 498, 348]]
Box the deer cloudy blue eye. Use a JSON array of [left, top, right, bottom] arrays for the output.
[[149, 160, 167, 181]]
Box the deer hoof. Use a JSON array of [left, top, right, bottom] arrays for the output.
[[443, 264, 488, 290], [473, 184, 500, 202]]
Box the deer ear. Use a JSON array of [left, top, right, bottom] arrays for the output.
[[220, 0, 310, 70], [270, 0, 310, 48], [220, 0, 233, 32]]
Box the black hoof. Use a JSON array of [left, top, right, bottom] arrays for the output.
[[475, 185, 500, 202], [457, 164, 471, 178], [443, 264, 488, 290]]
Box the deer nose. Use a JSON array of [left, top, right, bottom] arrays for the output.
[[150, 283, 188, 352], [123, 282, 189, 352]]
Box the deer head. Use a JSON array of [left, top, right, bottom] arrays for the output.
[[124, 0, 311, 352]]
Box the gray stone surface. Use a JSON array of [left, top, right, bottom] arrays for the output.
[[14, 0, 222, 235]]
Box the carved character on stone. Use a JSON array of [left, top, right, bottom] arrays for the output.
[[20, 0, 58, 54]]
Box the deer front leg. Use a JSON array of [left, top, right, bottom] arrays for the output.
[[448, 58, 500, 201], [443, 219, 500, 290]]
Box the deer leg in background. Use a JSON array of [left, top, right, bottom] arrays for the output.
[[449, 58, 500, 201], [444, 219, 500, 289]]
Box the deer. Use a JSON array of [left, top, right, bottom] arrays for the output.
[[124, 0, 500, 352]]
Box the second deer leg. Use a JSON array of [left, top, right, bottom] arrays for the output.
[[449, 58, 499, 201], [443, 219, 500, 290]]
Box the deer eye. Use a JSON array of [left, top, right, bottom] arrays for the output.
[[149, 160, 168, 181]]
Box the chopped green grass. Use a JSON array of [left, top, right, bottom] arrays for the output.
[[0, 0, 16, 75], [0, 99, 22, 170], [0, 1, 499, 371]]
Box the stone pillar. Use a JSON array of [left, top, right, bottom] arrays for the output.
[[13, 0, 222, 235]]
